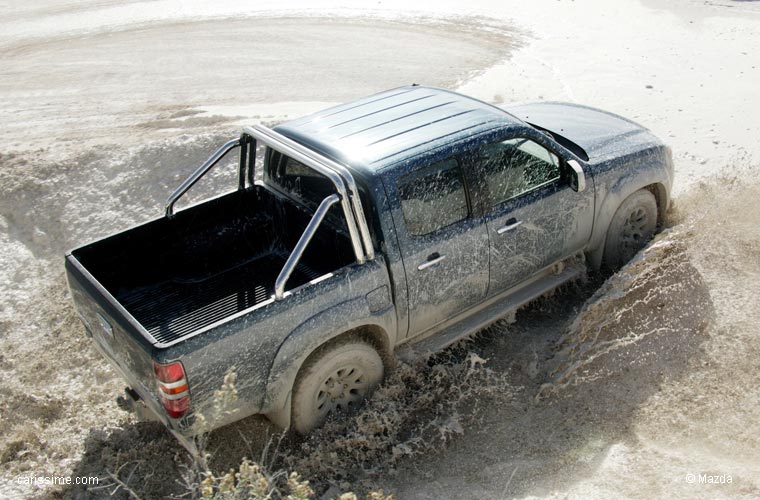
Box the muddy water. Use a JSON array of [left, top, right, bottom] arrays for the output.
[[387, 170, 760, 500]]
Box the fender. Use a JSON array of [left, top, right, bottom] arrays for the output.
[[586, 148, 672, 268], [261, 295, 395, 428]]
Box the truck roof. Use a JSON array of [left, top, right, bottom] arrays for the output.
[[274, 86, 522, 175]]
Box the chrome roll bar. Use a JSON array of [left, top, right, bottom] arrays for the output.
[[244, 125, 370, 264], [164, 124, 376, 299], [274, 194, 340, 300], [164, 138, 241, 217], [269, 135, 376, 261]]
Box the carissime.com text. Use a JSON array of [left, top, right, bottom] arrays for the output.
[[17, 475, 99, 486]]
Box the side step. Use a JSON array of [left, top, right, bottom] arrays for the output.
[[397, 262, 585, 362]]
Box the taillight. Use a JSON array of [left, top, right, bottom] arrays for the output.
[[153, 361, 190, 419]]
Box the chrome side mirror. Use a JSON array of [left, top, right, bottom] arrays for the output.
[[568, 159, 586, 192]]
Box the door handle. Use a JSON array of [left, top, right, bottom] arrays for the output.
[[496, 218, 523, 234], [418, 252, 445, 270]]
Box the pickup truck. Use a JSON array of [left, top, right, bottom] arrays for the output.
[[65, 86, 673, 450]]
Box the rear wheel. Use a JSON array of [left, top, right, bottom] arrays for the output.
[[603, 189, 658, 269], [291, 340, 383, 434]]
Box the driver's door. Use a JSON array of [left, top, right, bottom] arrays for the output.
[[471, 136, 594, 295]]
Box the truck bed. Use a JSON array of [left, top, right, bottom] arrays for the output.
[[117, 252, 323, 343], [70, 186, 354, 345]]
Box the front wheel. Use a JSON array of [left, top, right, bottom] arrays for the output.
[[291, 340, 384, 434], [603, 189, 658, 269]]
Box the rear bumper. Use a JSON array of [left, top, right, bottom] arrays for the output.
[[117, 385, 198, 455]]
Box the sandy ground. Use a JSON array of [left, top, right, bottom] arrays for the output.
[[1, 0, 759, 498]]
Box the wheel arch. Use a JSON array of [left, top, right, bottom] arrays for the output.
[[586, 181, 669, 269], [645, 182, 668, 229], [262, 307, 393, 429], [296, 325, 394, 374]]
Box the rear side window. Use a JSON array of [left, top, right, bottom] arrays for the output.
[[397, 159, 468, 236], [269, 150, 334, 210]]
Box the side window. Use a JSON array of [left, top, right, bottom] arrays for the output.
[[478, 138, 561, 207], [398, 158, 469, 236]]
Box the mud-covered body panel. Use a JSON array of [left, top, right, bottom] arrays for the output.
[[174, 257, 395, 433], [505, 101, 673, 263]]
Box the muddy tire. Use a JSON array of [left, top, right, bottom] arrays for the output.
[[291, 341, 384, 434], [603, 189, 658, 269]]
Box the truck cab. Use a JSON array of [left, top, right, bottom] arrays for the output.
[[274, 86, 594, 343]]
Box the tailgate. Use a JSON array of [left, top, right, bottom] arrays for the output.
[[65, 254, 168, 424]]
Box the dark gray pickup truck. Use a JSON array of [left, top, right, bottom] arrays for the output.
[[66, 86, 673, 450]]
